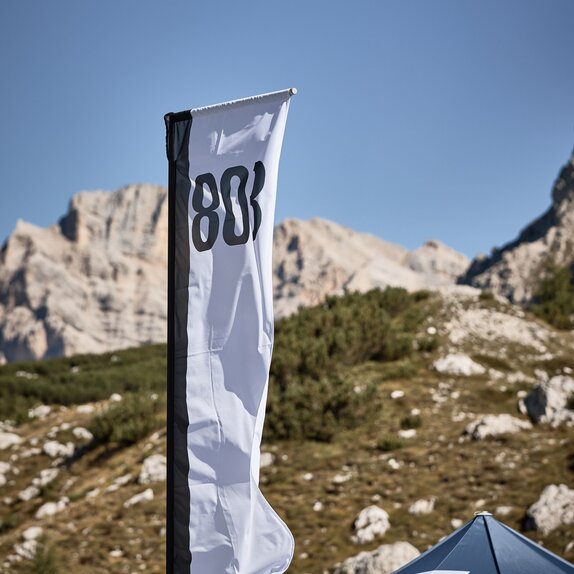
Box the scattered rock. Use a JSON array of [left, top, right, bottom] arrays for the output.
[[28, 405, 52, 419], [495, 506, 513, 516], [105, 473, 132, 493], [525, 484, 574, 535], [333, 541, 419, 574], [76, 404, 95, 414], [124, 488, 154, 508], [398, 429, 416, 439], [0, 461, 11, 487], [14, 540, 38, 560], [451, 518, 464, 529], [522, 376, 574, 428], [313, 501, 323, 512], [138, 454, 166, 484], [0, 432, 22, 451], [43, 440, 75, 458], [33, 468, 59, 487], [352, 505, 391, 544], [465, 414, 532, 440], [22, 527, 43, 543], [72, 427, 94, 441], [35, 497, 69, 519], [408, 497, 436, 515], [109, 393, 122, 402], [433, 354, 486, 376], [390, 390, 405, 399], [18, 486, 41, 502], [109, 548, 123, 557], [260, 452, 275, 468], [333, 472, 353, 484]]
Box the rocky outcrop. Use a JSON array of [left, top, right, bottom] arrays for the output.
[[464, 414, 532, 440], [333, 541, 419, 574], [433, 353, 486, 376], [525, 484, 574, 535], [0, 184, 168, 362], [0, 188, 469, 361], [461, 148, 574, 302], [273, 218, 468, 317], [522, 375, 574, 427]]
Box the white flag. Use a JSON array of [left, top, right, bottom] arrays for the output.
[[165, 89, 295, 574]]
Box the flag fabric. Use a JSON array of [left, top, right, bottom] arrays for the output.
[[165, 89, 295, 574]]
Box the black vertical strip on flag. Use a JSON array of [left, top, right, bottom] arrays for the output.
[[165, 111, 193, 574]]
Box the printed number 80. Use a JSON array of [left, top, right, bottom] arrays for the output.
[[191, 161, 266, 252]]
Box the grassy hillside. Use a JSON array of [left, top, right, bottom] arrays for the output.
[[0, 288, 573, 573]]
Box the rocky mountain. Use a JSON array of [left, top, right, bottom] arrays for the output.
[[461, 148, 574, 302], [273, 218, 469, 317], [0, 187, 469, 362], [0, 185, 168, 363]]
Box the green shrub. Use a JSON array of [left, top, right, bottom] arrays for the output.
[[376, 436, 404, 452], [417, 336, 440, 353], [265, 377, 379, 442], [381, 360, 418, 380], [0, 345, 166, 423], [530, 261, 574, 330], [29, 541, 63, 574], [479, 291, 495, 302], [89, 393, 165, 448], [400, 415, 422, 430]]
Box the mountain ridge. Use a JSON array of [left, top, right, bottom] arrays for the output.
[[0, 189, 469, 363]]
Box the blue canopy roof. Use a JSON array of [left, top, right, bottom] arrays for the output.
[[392, 512, 574, 574]]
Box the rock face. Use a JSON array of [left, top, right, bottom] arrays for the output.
[[522, 375, 574, 428], [432, 353, 487, 377], [0, 187, 468, 361], [461, 148, 574, 302], [333, 541, 419, 574], [0, 185, 168, 362], [525, 484, 574, 535], [273, 218, 469, 317], [464, 414, 533, 440]]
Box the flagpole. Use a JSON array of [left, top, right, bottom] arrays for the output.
[[165, 111, 176, 574]]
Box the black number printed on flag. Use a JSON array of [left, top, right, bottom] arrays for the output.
[[191, 161, 266, 252]]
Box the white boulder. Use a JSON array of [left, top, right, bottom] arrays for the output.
[[33, 468, 59, 487], [18, 485, 41, 502], [408, 497, 436, 515], [138, 454, 167, 484], [333, 541, 419, 574], [525, 484, 574, 535], [352, 505, 391, 544], [35, 497, 69, 519], [0, 432, 22, 451], [28, 405, 52, 419], [433, 354, 486, 376], [72, 427, 94, 441], [42, 440, 75, 458], [14, 540, 38, 560], [124, 488, 154, 508], [522, 376, 574, 428], [22, 526, 43, 541], [260, 452, 275, 468], [464, 414, 532, 440]]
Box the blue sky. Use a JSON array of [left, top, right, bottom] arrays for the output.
[[1, 0, 573, 257]]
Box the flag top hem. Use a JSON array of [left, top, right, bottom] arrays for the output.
[[184, 88, 296, 117]]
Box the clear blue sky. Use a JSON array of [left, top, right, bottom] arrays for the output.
[[1, 0, 573, 258]]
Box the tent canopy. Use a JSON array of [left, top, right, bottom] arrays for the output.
[[392, 512, 574, 574]]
